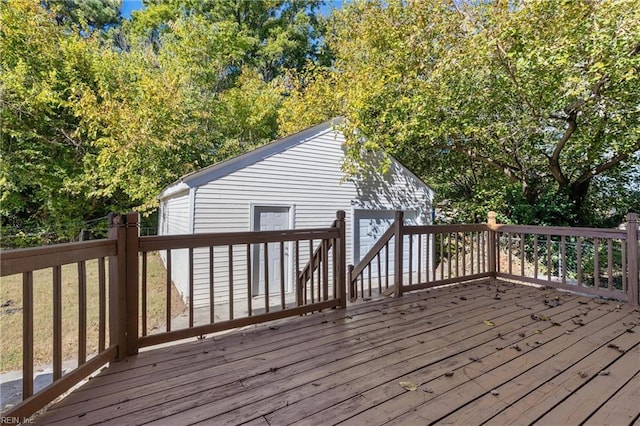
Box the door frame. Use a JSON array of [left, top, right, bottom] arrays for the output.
[[249, 203, 295, 296]]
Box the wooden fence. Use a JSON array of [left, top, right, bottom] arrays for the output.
[[1, 210, 637, 419]]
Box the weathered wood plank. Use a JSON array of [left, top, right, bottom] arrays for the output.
[[583, 370, 640, 426], [44, 285, 507, 420], [35, 281, 640, 426]]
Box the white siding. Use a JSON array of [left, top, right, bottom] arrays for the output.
[[158, 191, 191, 298], [184, 129, 433, 307]]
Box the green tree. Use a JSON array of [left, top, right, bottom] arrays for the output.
[[1, 0, 101, 242], [43, 0, 122, 31], [297, 0, 640, 226]]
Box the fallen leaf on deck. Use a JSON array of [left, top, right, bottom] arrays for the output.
[[607, 343, 625, 353], [444, 371, 455, 377], [626, 328, 635, 333], [490, 389, 500, 396], [399, 381, 418, 391], [512, 344, 522, 352], [551, 321, 562, 326], [578, 371, 589, 378], [599, 370, 610, 376], [530, 314, 548, 321], [578, 300, 589, 304], [494, 294, 501, 300], [269, 326, 280, 330], [518, 332, 526, 338], [459, 296, 468, 301], [422, 386, 434, 393], [469, 356, 482, 362], [535, 330, 542, 334], [484, 320, 495, 326], [572, 319, 585, 326]]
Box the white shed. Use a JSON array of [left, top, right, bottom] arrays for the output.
[[158, 118, 434, 307]]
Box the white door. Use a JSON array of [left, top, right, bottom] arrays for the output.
[[253, 206, 290, 295], [353, 210, 417, 277]]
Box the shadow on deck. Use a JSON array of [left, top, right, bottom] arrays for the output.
[[36, 279, 640, 425]]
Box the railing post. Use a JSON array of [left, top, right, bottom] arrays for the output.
[[487, 211, 497, 277], [626, 212, 639, 306], [125, 212, 140, 355], [108, 213, 127, 360], [394, 211, 404, 298], [336, 210, 347, 309], [348, 264, 355, 301]]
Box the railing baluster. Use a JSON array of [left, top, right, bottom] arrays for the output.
[[409, 234, 413, 286], [367, 263, 372, 297], [533, 235, 539, 279], [247, 244, 252, 316], [166, 250, 172, 332], [481, 231, 486, 273], [385, 243, 389, 290], [418, 234, 423, 284], [281, 241, 286, 308], [229, 245, 234, 320], [439, 234, 444, 280], [377, 253, 382, 293], [53, 266, 62, 380], [560, 236, 566, 285], [577, 237, 582, 286], [78, 261, 87, 365], [607, 239, 613, 291], [454, 232, 459, 277], [447, 233, 452, 279], [520, 233, 525, 277], [23, 271, 34, 399], [98, 257, 106, 352], [462, 232, 467, 276], [209, 246, 215, 322], [295, 240, 301, 306], [263, 243, 269, 313], [189, 248, 194, 328], [621, 239, 627, 295], [309, 240, 314, 304], [470, 232, 474, 275], [508, 233, 513, 275], [546, 235, 551, 282], [593, 238, 600, 288], [141, 253, 147, 337], [322, 240, 328, 302]]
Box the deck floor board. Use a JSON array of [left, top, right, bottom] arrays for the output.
[[35, 279, 640, 426]]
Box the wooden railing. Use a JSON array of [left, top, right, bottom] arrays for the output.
[[297, 217, 344, 307], [2, 209, 637, 419], [0, 211, 346, 419], [349, 211, 639, 306], [136, 211, 346, 348], [0, 226, 120, 420], [494, 213, 639, 304], [349, 211, 492, 300]]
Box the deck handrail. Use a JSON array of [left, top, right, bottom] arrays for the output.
[[348, 212, 639, 306], [1, 210, 637, 420]]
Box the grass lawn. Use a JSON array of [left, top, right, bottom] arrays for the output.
[[0, 252, 185, 373]]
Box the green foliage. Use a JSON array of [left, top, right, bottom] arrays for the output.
[[288, 0, 640, 226], [1, 0, 330, 246]]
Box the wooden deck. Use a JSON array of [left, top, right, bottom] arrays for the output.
[[36, 280, 640, 425]]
